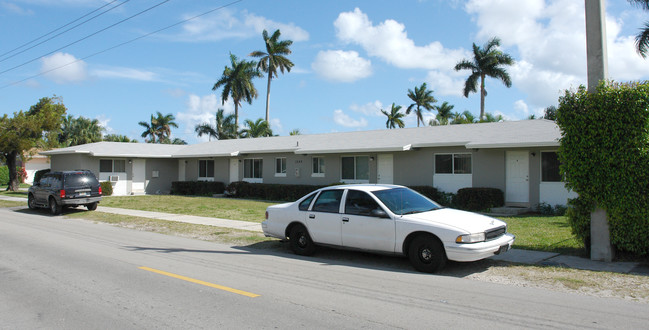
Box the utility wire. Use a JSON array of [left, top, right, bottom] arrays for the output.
[[0, 0, 243, 90], [0, 0, 129, 63], [0, 0, 125, 61], [0, 0, 172, 76]]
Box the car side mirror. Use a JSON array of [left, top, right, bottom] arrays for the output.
[[371, 209, 389, 219]]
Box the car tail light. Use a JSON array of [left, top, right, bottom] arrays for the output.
[[265, 211, 268, 220], [99, 186, 102, 195], [60, 190, 65, 198]]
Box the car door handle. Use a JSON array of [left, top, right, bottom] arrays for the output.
[[342, 217, 349, 222], [309, 214, 315, 219]]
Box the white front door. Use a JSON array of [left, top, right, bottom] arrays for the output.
[[506, 151, 529, 204], [178, 159, 185, 181], [377, 154, 393, 184], [229, 158, 239, 183], [132, 159, 146, 194]]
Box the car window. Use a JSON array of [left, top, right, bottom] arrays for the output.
[[372, 187, 441, 215], [40, 175, 51, 187], [65, 173, 99, 187], [311, 190, 343, 213], [51, 175, 62, 189], [298, 192, 317, 211], [344, 190, 382, 216]]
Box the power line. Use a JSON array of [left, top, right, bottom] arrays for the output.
[[0, 0, 125, 61], [0, 0, 244, 90], [0, 0, 129, 63], [0, 0, 172, 76]]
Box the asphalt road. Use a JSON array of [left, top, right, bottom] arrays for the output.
[[1, 207, 647, 329]]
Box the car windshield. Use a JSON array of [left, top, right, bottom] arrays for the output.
[[371, 188, 441, 215]]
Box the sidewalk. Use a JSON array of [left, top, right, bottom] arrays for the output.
[[1, 195, 646, 275]]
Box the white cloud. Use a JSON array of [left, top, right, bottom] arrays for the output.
[[425, 70, 466, 97], [95, 114, 114, 134], [270, 118, 283, 134], [513, 99, 529, 116], [311, 50, 372, 82], [1, 2, 33, 15], [349, 100, 383, 116], [333, 8, 468, 70], [178, 9, 308, 42], [333, 109, 368, 128], [40, 52, 87, 83], [176, 94, 233, 141], [92, 67, 158, 81]]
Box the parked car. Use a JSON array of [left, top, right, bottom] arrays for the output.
[[28, 170, 102, 215], [262, 184, 515, 273]]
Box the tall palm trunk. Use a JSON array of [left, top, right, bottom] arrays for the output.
[[265, 74, 272, 122], [234, 103, 239, 139], [480, 74, 486, 121]]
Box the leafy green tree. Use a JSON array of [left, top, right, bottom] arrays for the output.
[[240, 118, 273, 138], [160, 137, 187, 145], [250, 29, 294, 122], [527, 114, 537, 120], [433, 101, 454, 125], [451, 111, 478, 124], [0, 96, 66, 191], [194, 108, 237, 141], [58, 115, 104, 146], [213, 53, 262, 134], [543, 105, 557, 120], [381, 103, 405, 129], [289, 129, 301, 136], [406, 82, 437, 127], [628, 0, 649, 57], [104, 134, 136, 142], [455, 37, 514, 121], [482, 112, 505, 123]]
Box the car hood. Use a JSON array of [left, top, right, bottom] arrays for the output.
[[400, 208, 505, 233]]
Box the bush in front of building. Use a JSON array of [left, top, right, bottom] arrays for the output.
[[171, 181, 226, 196], [100, 181, 113, 196], [455, 187, 504, 211], [1, 166, 27, 185], [225, 181, 325, 201], [409, 186, 440, 202]]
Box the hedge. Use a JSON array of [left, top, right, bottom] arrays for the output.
[[557, 81, 649, 256], [0, 166, 27, 185], [100, 181, 113, 196], [171, 181, 226, 196], [455, 187, 504, 211], [225, 181, 326, 201]]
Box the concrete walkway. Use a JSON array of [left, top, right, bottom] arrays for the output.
[[1, 195, 646, 275]]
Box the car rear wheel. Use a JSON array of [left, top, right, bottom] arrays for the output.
[[49, 197, 62, 215], [408, 235, 447, 273], [28, 194, 36, 210], [289, 225, 316, 256], [86, 202, 98, 211]]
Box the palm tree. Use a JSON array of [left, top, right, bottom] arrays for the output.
[[104, 134, 135, 142], [451, 111, 478, 125], [138, 115, 157, 143], [250, 29, 294, 122], [434, 101, 454, 125], [628, 0, 649, 57], [454, 37, 514, 121], [482, 112, 505, 123], [289, 129, 301, 136], [406, 83, 437, 127], [381, 103, 405, 129], [152, 112, 178, 142], [213, 53, 262, 135], [194, 109, 237, 141], [58, 115, 104, 146], [240, 118, 273, 138]]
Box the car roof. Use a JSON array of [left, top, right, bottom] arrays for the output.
[[319, 184, 404, 192]]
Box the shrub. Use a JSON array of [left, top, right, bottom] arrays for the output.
[[565, 196, 594, 252], [536, 202, 568, 216], [557, 81, 649, 256], [100, 181, 113, 196], [0, 166, 28, 185], [171, 181, 225, 196], [225, 181, 324, 201], [409, 186, 440, 201], [455, 187, 504, 211]]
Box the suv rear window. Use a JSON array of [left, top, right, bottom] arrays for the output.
[[65, 173, 99, 187]]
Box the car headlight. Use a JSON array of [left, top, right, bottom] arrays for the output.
[[455, 232, 486, 243]]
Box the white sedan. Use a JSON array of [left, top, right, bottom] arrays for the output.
[[262, 184, 515, 273]]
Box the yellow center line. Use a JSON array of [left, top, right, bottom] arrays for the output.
[[139, 266, 260, 298]]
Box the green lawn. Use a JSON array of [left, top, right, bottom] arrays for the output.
[[100, 195, 274, 222], [500, 215, 585, 256], [0, 190, 28, 198]]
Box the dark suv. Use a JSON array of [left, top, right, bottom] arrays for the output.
[[28, 170, 102, 215]]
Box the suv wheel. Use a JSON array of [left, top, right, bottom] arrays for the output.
[[49, 197, 62, 215], [28, 194, 36, 210], [86, 202, 98, 211]]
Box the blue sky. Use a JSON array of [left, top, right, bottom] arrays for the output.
[[1, 0, 648, 144]]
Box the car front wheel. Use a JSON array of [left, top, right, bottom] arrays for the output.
[[28, 194, 36, 210], [408, 235, 447, 273], [289, 225, 316, 256], [49, 197, 62, 215]]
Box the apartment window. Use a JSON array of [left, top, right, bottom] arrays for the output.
[[312, 157, 325, 177], [275, 157, 287, 177], [100, 159, 126, 173], [541, 152, 561, 182], [244, 159, 263, 179], [435, 154, 471, 174], [341, 156, 369, 181], [198, 159, 214, 179]]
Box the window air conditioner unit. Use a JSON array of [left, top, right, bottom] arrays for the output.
[[109, 175, 119, 182]]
